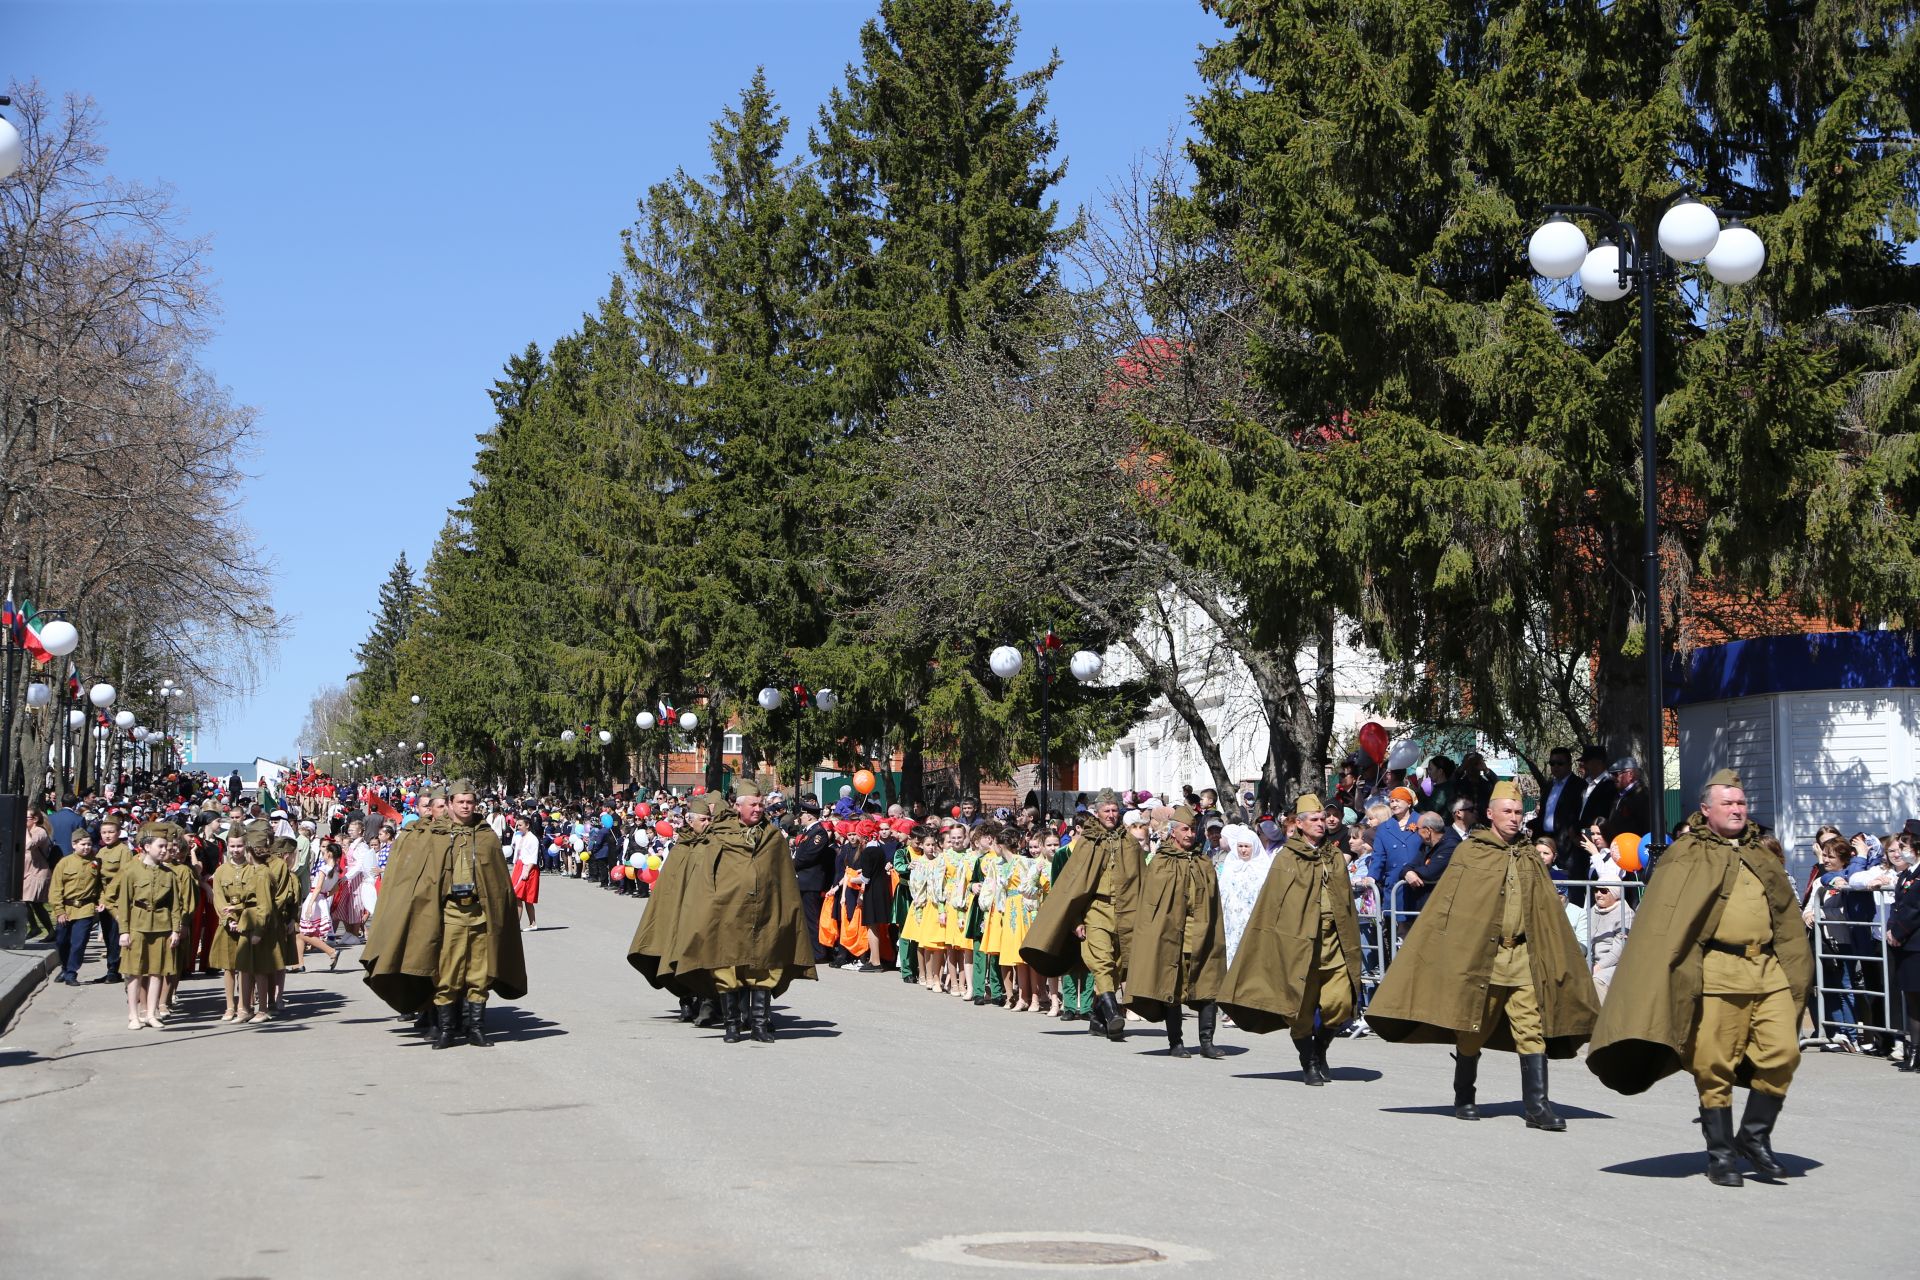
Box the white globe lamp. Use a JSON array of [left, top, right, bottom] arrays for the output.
[[89, 682, 117, 708], [1657, 197, 1721, 262], [1705, 224, 1766, 285], [1069, 650, 1103, 682], [38, 619, 79, 657], [1527, 216, 1588, 279], [1579, 244, 1632, 302], [989, 645, 1024, 680]]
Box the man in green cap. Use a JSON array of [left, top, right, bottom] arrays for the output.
[[1125, 805, 1227, 1058], [1369, 779, 1598, 1129], [656, 781, 815, 1044], [1020, 786, 1145, 1041], [362, 780, 527, 1049], [1587, 769, 1812, 1186], [1219, 793, 1363, 1083], [628, 791, 722, 1026]]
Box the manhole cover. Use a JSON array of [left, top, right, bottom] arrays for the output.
[[908, 1232, 1210, 1270], [965, 1241, 1164, 1265]]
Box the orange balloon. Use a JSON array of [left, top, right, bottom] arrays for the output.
[[1610, 831, 1642, 873], [853, 769, 876, 795]]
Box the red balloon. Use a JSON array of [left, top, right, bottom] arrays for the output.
[[950, 805, 963, 817], [639, 867, 658, 885], [634, 802, 652, 819], [654, 820, 675, 839], [1359, 722, 1389, 765], [692, 785, 706, 796]]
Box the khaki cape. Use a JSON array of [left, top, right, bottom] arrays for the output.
[[1218, 834, 1365, 1035], [361, 816, 528, 1013], [626, 821, 713, 997], [1123, 843, 1227, 1020], [1586, 828, 1813, 1095], [652, 812, 816, 997], [1366, 827, 1599, 1058], [1018, 819, 1146, 978]]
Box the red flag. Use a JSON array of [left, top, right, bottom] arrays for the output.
[[361, 785, 401, 825]]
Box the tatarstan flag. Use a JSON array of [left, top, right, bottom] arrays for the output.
[[3, 596, 53, 663]]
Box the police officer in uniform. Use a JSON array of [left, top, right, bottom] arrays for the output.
[[788, 796, 836, 964], [1588, 769, 1813, 1185]]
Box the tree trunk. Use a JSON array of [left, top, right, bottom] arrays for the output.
[[902, 730, 924, 807]]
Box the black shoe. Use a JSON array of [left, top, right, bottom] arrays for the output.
[[677, 996, 698, 1023], [1295, 1038, 1325, 1086], [748, 989, 775, 1043], [93, 973, 119, 985], [1061, 1010, 1081, 1022], [1197, 1002, 1226, 1060], [1732, 1092, 1787, 1178], [1520, 1053, 1565, 1130], [464, 999, 491, 1048], [412, 1005, 434, 1033], [1166, 1009, 1190, 1058], [1092, 993, 1126, 1043], [1700, 1106, 1743, 1186], [431, 1003, 458, 1050], [1312, 1026, 1337, 1081], [722, 991, 745, 1044], [972, 996, 987, 1006], [1452, 1052, 1482, 1121]]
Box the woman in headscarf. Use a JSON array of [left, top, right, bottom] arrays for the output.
[[1214, 823, 1273, 967]]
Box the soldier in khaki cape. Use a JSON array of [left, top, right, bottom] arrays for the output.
[[1123, 805, 1228, 1059], [626, 792, 722, 1026], [362, 780, 528, 1049], [1218, 794, 1364, 1084], [1368, 780, 1599, 1129], [1587, 769, 1813, 1187], [1018, 787, 1145, 1042]]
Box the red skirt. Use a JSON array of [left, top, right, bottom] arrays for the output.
[[512, 863, 540, 904]]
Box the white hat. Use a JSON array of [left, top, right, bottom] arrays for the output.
[[1123, 809, 1146, 826]]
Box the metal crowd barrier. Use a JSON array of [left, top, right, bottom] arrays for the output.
[[1807, 913, 1905, 1046], [1365, 878, 1639, 987]]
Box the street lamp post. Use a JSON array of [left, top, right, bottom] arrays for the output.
[[2, 610, 78, 794], [1528, 195, 1765, 860], [757, 682, 839, 801], [989, 632, 1102, 816]]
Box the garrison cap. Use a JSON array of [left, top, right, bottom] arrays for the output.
[[1489, 780, 1523, 804], [1706, 767, 1742, 790], [1294, 793, 1326, 816], [1094, 787, 1121, 807], [447, 779, 478, 799], [1167, 804, 1199, 828], [733, 780, 762, 798]]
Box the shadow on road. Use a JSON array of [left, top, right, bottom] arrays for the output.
[[1380, 1099, 1614, 1121], [770, 1015, 841, 1039], [1600, 1150, 1823, 1179], [1235, 1067, 1385, 1084]]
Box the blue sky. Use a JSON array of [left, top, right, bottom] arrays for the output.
[[11, 0, 1227, 761]]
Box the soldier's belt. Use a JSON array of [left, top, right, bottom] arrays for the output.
[[1703, 939, 1771, 960], [1496, 932, 1527, 947]]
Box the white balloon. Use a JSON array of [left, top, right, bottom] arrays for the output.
[[1657, 198, 1721, 262], [38, 618, 80, 657], [1386, 740, 1421, 771], [1069, 650, 1103, 682], [1705, 225, 1766, 285], [1579, 244, 1633, 302], [1527, 218, 1589, 280], [989, 644, 1024, 680], [0, 116, 23, 182]]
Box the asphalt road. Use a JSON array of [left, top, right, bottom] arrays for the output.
[[3, 877, 1910, 1279]]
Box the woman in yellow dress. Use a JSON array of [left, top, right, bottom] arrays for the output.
[[115, 824, 187, 1030], [935, 823, 976, 995], [899, 829, 944, 990], [999, 832, 1052, 1011]]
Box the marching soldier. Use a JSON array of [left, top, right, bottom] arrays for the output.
[[1124, 805, 1227, 1059], [1587, 770, 1813, 1186], [627, 792, 721, 1025], [1218, 794, 1363, 1084], [362, 780, 527, 1049], [1368, 781, 1599, 1128], [1019, 787, 1145, 1041]]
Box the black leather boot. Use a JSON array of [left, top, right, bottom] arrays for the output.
[[1166, 1008, 1190, 1058], [1451, 1053, 1481, 1120], [1733, 1092, 1787, 1177], [722, 991, 745, 1044], [430, 1002, 458, 1050], [694, 997, 721, 1028], [1197, 1002, 1226, 1059], [464, 999, 491, 1048], [677, 995, 698, 1023], [1093, 992, 1125, 1042], [412, 1005, 433, 1033], [1312, 1027, 1337, 1081], [1519, 1053, 1565, 1130], [1295, 1038, 1325, 1085], [748, 989, 775, 1043], [1700, 1106, 1743, 1186]]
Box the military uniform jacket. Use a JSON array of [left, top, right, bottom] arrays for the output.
[[1586, 828, 1812, 1095], [361, 817, 528, 1013], [661, 813, 816, 995], [49, 854, 102, 919], [1218, 834, 1365, 1035], [96, 841, 130, 912], [626, 823, 714, 996], [113, 859, 186, 935], [1367, 827, 1599, 1058], [1018, 820, 1146, 979], [1124, 842, 1227, 1020]]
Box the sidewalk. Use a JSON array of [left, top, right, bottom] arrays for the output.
[[0, 944, 58, 1034]]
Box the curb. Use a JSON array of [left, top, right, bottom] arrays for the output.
[[0, 947, 59, 1036]]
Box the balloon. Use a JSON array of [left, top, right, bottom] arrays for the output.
[[692, 786, 706, 796], [1359, 722, 1389, 765], [1611, 832, 1643, 873], [635, 802, 652, 819], [950, 805, 963, 818], [853, 769, 876, 795], [647, 853, 662, 871], [610, 865, 625, 881], [654, 820, 675, 839], [1386, 739, 1420, 771], [639, 868, 658, 885]]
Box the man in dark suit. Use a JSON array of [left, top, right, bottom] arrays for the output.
[[788, 796, 836, 963], [1531, 746, 1589, 895], [1600, 757, 1653, 845], [1575, 745, 1617, 835]]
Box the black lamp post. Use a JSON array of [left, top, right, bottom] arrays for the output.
[[989, 631, 1103, 816]]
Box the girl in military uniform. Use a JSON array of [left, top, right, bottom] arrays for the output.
[[116, 824, 187, 1029], [161, 829, 199, 1015], [208, 830, 251, 1021]]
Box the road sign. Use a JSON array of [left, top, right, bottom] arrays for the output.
[[420, 751, 436, 765]]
